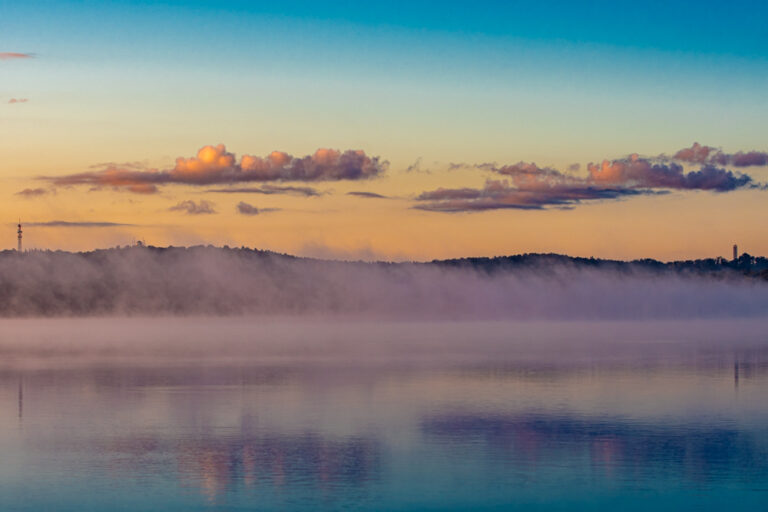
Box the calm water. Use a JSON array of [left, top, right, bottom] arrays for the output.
[[1, 318, 767, 511]]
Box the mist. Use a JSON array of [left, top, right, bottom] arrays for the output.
[[0, 246, 766, 318]]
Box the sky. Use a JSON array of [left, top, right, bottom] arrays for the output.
[[2, 0, 768, 260]]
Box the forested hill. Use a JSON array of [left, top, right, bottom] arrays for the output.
[[2, 245, 767, 278], [2, 245, 768, 278], [431, 252, 768, 279], [0, 246, 766, 317]]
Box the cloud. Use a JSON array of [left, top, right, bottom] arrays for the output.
[[236, 202, 259, 215], [0, 52, 33, 60], [347, 191, 388, 199], [173, 145, 385, 183], [235, 201, 280, 216], [8, 98, 28, 104], [26, 221, 133, 227], [88, 161, 148, 171], [672, 142, 768, 168], [15, 188, 49, 198], [207, 184, 322, 197], [730, 151, 768, 167], [50, 163, 162, 194], [406, 157, 430, 174], [490, 162, 585, 188], [45, 145, 387, 194], [416, 145, 765, 213], [415, 179, 649, 212], [168, 200, 217, 215], [673, 142, 716, 164], [587, 155, 754, 191]]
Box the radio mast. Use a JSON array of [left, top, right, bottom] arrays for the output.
[[17, 220, 22, 252]]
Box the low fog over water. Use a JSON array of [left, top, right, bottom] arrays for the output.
[[1, 317, 767, 368], [1, 247, 767, 318]]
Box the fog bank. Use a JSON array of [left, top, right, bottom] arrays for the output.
[[0, 247, 766, 318]]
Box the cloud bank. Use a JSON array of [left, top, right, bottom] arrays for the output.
[[416, 179, 648, 212], [417, 144, 765, 212], [46, 145, 387, 194]]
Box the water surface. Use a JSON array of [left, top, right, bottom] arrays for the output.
[[1, 318, 767, 511]]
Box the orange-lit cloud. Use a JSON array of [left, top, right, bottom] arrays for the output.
[[8, 98, 28, 104], [45, 145, 387, 193], [586, 156, 753, 191]]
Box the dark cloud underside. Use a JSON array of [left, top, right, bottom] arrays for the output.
[[347, 191, 388, 199]]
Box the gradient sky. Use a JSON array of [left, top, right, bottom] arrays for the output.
[[2, 0, 768, 260]]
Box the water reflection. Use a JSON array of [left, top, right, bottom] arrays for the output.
[[17, 377, 22, 421], [1, 320, 768, 511], [421, 413, 768, 485], [175, 434, 380, 501]]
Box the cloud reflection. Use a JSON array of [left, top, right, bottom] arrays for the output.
[[421, 412, 768, 483]]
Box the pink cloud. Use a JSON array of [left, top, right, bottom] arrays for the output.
[[672, 142, 768, 168], [0, 52, 33, 60]]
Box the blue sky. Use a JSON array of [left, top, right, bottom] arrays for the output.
[[2, 0, 768, 258], [6, 1, 767, 55], [3, 0, 767, 165]]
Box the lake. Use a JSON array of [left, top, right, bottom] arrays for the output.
[[1, 318, 767, 511]]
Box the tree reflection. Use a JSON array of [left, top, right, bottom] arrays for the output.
[[421, 413, 768, 484]]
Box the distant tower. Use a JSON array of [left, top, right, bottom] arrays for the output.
[[17, 220, 22, 253], [733, 244, 738, 261]]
